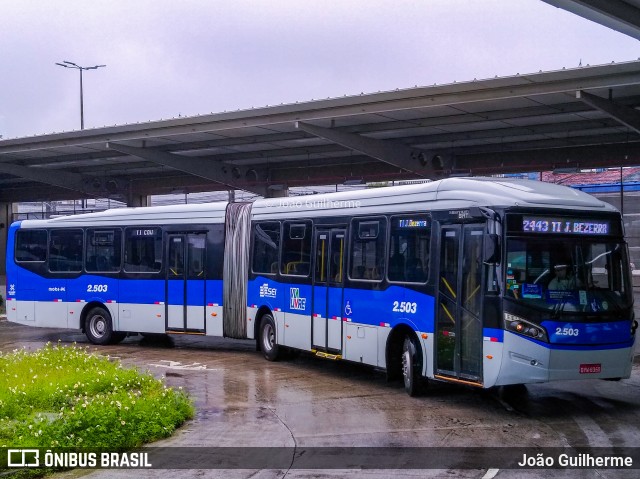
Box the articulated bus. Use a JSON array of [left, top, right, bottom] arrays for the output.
[[5, 178, 636, 395]]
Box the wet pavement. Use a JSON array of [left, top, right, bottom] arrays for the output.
[[1, 320, 640, 479]]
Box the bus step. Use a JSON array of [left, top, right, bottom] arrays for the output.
[[165, 330, 206, 335], [434, 374, 483, 387], [314, 351, 342, 360]]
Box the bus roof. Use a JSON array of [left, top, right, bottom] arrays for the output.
[[251, 177, 616, 219], [18, 201, 228, 228], [16, 177, 616, 228]]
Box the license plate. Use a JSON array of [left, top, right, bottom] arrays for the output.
[[579, 363, 601, 374]]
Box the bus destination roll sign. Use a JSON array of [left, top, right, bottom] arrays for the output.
[[522, 216, 610, 235]]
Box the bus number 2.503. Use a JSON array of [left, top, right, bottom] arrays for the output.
[[555, 327, 579, 337], [392, 301, 417, 313], [87, 284, 108, 293]]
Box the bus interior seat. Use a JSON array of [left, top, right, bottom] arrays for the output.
[[86, 255, 96, 271], [285, 261, 298, 274], [364, 267, 379, 280], [406, 259, 423, 282], [96, 255, 108, 271], [285, 261, 309, 275], [389, 254, 405, 280]]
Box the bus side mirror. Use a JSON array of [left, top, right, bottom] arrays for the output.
[[484, 234, 501, 265]]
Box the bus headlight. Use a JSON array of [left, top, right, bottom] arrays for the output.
[[504, 312, 548, 342]]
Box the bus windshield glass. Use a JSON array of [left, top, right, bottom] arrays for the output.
[[505, 238, 631, 314]]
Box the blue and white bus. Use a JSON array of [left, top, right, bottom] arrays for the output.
[[5, 178, 636, 395]]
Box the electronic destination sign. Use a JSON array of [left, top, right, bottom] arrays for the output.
[[522, 216, 610, 235], [397, 218, 429, 228]]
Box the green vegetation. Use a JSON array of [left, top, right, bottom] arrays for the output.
[[0, 342, 193, 450]]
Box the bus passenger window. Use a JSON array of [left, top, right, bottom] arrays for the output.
[[15, 229, 47, 262], [86, 229, 121, 272], [350, 218, 386, 281], [388, 215, 430, 283], [124, 227, 162, 273], [252, 222, 281, 275], [281, 221, 311, 276], [49, 229, 84, 272], [188, 235, 206, 278]]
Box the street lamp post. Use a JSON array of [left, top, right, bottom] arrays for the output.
[[55, 60, 106, 130]]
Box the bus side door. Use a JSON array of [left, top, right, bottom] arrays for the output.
[[436, 223, 484, 383], [166, 233, 206, 333], [312, 228, 345, 352]]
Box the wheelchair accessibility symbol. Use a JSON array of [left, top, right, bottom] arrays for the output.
[[344, 300, 352, 316]]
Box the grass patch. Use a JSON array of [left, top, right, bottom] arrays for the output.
[[0, 342, 194, 474]]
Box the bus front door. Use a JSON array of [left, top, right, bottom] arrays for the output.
[[166, 233, 206, 333], [436, 224, 484, 384], [312, 229, 346, 353]]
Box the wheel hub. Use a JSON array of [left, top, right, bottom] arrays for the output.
[[91, 317, 106, 337], [402, 350, 410, 381], [263, 324, 274, 351]]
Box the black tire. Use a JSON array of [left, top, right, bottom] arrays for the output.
[[402, 335, 424, 396], [259, 314, 280, 361], [85, 306, 118, 345]]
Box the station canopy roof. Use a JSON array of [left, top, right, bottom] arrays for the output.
[[2, 60, 640, 202], [542, 0, 640, 41]]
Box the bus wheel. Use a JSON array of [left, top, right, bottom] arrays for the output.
[[260, 314, 280, 361], [85, 306, 117, 345], [402, 335, 423, 397]]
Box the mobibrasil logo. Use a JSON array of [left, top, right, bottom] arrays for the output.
[[290, 288, 307, 311]]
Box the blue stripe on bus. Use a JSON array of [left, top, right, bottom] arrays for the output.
[[247, 277, 435, 332], [541, 319, 632, 345], [507, 329, 634, 351], [11, 267, 223, 306], [526, 339, 633, 351]]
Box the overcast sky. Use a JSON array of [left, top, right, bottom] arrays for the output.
[[1, 0, 639, 140]]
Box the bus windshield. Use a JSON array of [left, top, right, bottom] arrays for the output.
[[505, 237, 632, 314]]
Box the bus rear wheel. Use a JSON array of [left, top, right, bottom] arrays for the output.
[[85, 306, 124, 345], [259, 314, 280, 361], [402, 335, 424, 396]]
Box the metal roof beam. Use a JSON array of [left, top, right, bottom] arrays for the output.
[[541, 0, 640, 41], [0, 162, 93, 196], [295, 121, 446, 179], [106, 142, 268, 196], [456, 142, 640, 172], [577, 90, 640, 134]]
